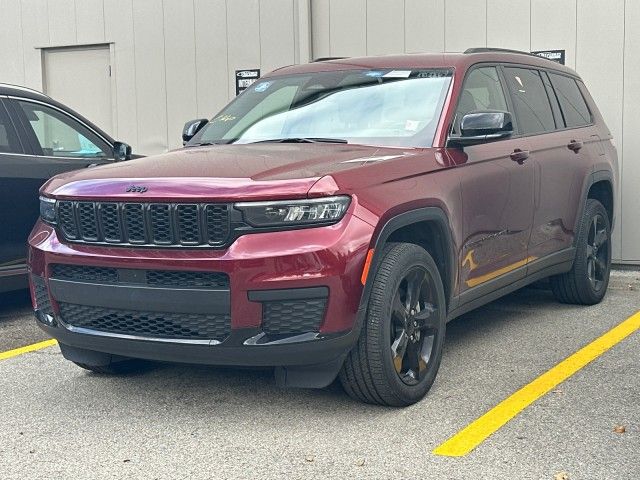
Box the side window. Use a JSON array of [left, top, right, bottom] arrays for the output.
[[541, 71, 565, 129], [503, 67, 555, 134], [548, 73, 592, 127], [0, 102, 22, 154], [17, 101, 111, 158], [454, 66, 509, 134]]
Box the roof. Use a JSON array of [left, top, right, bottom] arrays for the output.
[[0, 83, 52, 101], [268, 49, 579, 79]]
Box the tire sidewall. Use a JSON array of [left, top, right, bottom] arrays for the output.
[[369, 244, 447, 404]]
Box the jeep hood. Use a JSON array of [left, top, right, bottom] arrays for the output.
[[43, 143, 440, 201]]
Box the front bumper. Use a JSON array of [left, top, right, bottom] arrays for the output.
[[28, 212, 374, 370]]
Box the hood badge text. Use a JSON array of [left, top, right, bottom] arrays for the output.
[[126, 185, 148, 193]]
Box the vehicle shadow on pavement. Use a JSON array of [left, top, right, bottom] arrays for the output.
[[54, 285, 564, 416]]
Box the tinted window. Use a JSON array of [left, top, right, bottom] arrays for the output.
[[503, 67, 555, 134], [454, 66, 509, 134], [0, 103, 21, 154], [18, 101, 110, 158], [541, 71, 565, 129], [549, 73, 592, 127]]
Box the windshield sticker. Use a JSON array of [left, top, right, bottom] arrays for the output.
[[405, 120, 420, 132], [365, 71, 384, 77], [383, 70, 412, 78], [212, 114, 236, 123], [254, 81, 272, 93]]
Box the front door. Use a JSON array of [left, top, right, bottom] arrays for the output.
[[450, 66, 535, 295]]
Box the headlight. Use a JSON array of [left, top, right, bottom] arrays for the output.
[[235, 196, 351, 227], [39, 196, 56, 224]]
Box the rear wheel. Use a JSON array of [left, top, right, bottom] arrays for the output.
[[550, 199, 611, 305], [339, 243, 446, 406]]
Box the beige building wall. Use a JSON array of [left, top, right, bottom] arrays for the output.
[[0, 0, 637, 262]]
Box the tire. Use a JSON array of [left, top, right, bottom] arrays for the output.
[[72, 360, 146, 375], [339, 243, 447, 407], [550, 199, 612, 305]]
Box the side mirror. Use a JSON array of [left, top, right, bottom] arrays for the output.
[[449, 111, 513, 147], [182, 119, 209, 145], [112, 141, 132, 161]]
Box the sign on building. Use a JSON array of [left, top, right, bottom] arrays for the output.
[[531, 50, 566, 65], [235, 69, 261, 95]]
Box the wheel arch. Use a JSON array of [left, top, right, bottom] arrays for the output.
[[575, 170, 615, 247], [358, 207, 457, 316]]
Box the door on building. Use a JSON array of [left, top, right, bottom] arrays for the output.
[[43, 45, 113, 135]]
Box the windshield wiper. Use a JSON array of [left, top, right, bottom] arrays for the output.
[[250, 137, 348, 144]]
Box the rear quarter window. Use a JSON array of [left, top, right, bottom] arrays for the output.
[[548, 73, 592, 128]]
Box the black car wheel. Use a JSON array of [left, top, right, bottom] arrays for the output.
[[339, 243, 446, 406], [551, 199, 611, 305]]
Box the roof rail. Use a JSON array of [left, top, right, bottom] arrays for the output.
[[312, 57, 348, 62], [464, 47, 544, 59]]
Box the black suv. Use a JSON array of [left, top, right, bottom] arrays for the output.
[[0, 84, 133, 292]]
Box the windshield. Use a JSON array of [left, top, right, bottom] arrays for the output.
[[190, 68, 453, 148]]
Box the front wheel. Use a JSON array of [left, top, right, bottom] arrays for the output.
[[339, 243, 447, 407]]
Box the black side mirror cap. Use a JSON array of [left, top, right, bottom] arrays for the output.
[[182, 119, 209, 145], [112, 141, 132, 161], [449, 110, 514, 147]]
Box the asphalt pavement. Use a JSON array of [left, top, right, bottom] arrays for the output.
[[0, 281, 638, 479]]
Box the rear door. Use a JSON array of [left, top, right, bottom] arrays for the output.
[[452, 65, 535, 295], [501, 66, 577, 265]]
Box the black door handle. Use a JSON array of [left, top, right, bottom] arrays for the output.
[[567, 140, 583, 153], [510, 149, 529, 164]]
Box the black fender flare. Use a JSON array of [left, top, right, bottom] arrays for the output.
[[355, 207, 457, 327], [574, 169, 615, 247]]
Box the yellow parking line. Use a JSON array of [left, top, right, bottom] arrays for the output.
[[0, 339, 58, 361], [433, 310, 640, 457]]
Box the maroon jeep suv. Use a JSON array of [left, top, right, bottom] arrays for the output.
[[29, 48, 617, 406]]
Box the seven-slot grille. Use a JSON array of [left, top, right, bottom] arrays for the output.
[[56, 201, 230, 247]]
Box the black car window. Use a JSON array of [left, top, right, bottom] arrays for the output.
[[453, 66, 510, 134], [541, 71, 565, 129], [17, 100, 111, 158], [503, 67, 555, 135], [0, 102, 21, 154], [548, 73, 592, 127]]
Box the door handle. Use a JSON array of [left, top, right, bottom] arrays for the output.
[[567, 140, 583, 153], [510, 148, 529, 165]]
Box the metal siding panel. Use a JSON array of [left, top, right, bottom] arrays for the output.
[[329, 0, 366, 57], [20, 0, 48, 90], [311, 0, 330, 58], [194, 0, 229, 118], [487, 0, 530, 51], [47, 0, 76, 46], [622, 0, 640, 261], [0, 0, 25, 85], [75, 0, 105, 45], [163, 0, 197, 150], [226, 0, 261, 99], [104, 0, 138, 150], [444, 0, 486, 52], [260, 0, 295, 72], [531, 0, 576, 68], [132, 0, 168, 155], [366, 0, 404, 55], [404, 0, 445, 53], [576, 0, 624, 261]]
